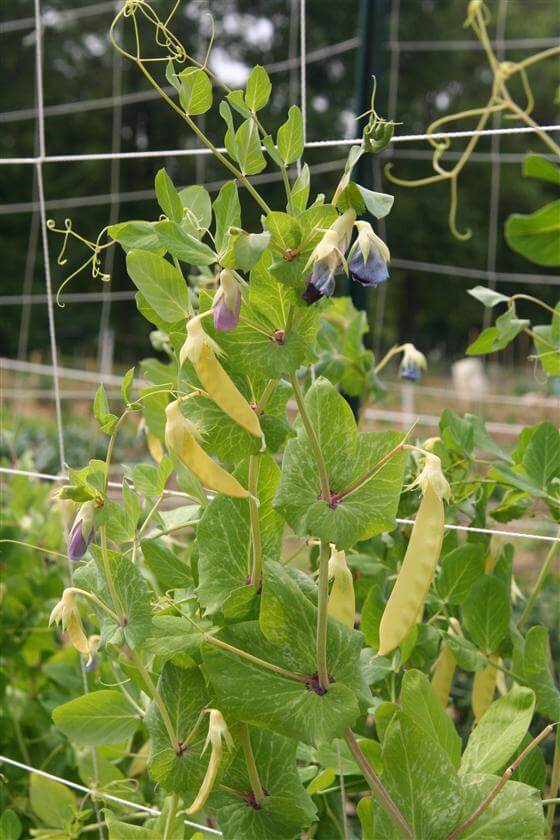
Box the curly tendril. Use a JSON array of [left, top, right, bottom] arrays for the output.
[[47, 219, 114, 306], [384, 2, 560, 240]]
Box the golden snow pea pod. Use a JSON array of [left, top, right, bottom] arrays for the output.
[[378, 454, 450, 657], [471, 653, 499, 722], [327, 546, 355, 628], [431, 644, 456, 707], [180, 315, 263, 442], [165, 400, 251, 499], [186, 710, 233, 815]]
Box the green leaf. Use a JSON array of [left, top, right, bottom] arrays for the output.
[[93, 383, 118, 435], [445, 635, 488, 673], [213, 181, 241, 254], [274, 378, 406, 548], [89, 547, 153, 648], [105, 812, 159, 839], [522, 421, 560, 490], [262, 133, 285, 167], [437, 543, 486, 604], [245, 65, 272, 111], [141, 539, 192, 591], [197, 455, 284, 616], [154, 220, 217, 265], [234, 230, 271, 270], [506, 200, 560, 267], [468, 286, 510, 308], [356, 184, 394, 219], [523, 626, 560, 721], [53, 690, 140, 744], [0, 810, 21, 840], [462, 575, 511, 653], [29, 774, 76, 829], [109, 221, 165, 254], [154, 168, 183, 222], [143, 615, 209, 660], [235, 119, 267, 175], [212, 729, 317, 839], [126, 250, 190, 322], [370, 714, 462, 839], [400, 670, 462, 768], [291, 163, 310, 214], [440, 409, 475, 455], [460, 685, 535, 775], [129, 457, 172, 497], [467, 308, 529, 356], [179, 184, 212, 236], [277, 105, 304, 164], [456, 774, 545, 838], [507, 733, 548, 791], [523, 154, 560, 185], [178, 68, 213, 115], [121, 366, 135, 404], [145, 663, 210, 794]]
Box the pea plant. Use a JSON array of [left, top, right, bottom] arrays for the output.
[[7, 1, 559, 838]]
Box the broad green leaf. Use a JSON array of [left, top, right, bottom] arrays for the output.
[[291, 163, 310, 214], [264, 211, 301, 251], [142, 615, 209, 660], [235, 119, 267, 175], [522, 421, 560, 490], [356, 184, 394, 219], [523, 626, 560, 720], [274, 378, 406, 548], [213, 181, 241, 253], [234, 230, 271, 270], [89, 547, 153, 648], [154, 168, 183, 222], [523, 154, 560, 184], [371, 714, 462, 839], [268, 204, 338, 291], [179, 184, 212, 236], [245, 65, 272, 111], [129, 457, 172, 497], [277, 105, 304, 164], [440, 409, 475, 455], [154, 220, 217, 265], [126, 250, 190, 322], [106, 813, 159, 838], [121, 366, 135, 404], [109, 221, 164, 254], [456, 774, 545, 838], [533, 322, 560, 376], [436, 543, 486, 604], [179, 68, 213, 115], [197, 455, 284, 616], [0, 810, 21, 840], [141, 539, 192, 591], [460, 685, 535, 775], [506, 733, 547, 791], [145, 663, 210, 794], [211, 729, 317, 839], [53, 690, 140, 744], [505, 200, 560, 267], [93, 383, 117, 435], [462, 575, 511, 653], [468, 286, 510, 308], [227, 88, 252, 118], [360, 584, 385, 649], [400, 670, 461, 768], [467, 308, 529, 355], [29, 774, 76, 828]]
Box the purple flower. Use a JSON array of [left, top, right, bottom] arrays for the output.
[[301, 210, 356, 306], [348, 221, 390, 289], [302, 261, 337, 305], [68, 501, 94, 562], [213, 269, 241, 332], [399, 343, 427, 381]]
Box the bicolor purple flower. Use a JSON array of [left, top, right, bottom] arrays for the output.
[[213, 269, 241, 332], [399, 343, 427, 381], [348, 221, 390, 288], [302, 210, 356, 305], [68, 501, 94, 562]]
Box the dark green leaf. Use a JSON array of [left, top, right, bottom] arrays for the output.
[[462, 576, 511, 653], [437, 544, 486, 604]]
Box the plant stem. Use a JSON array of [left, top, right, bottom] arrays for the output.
[[445, 724, 555, 840], [547, 730, 560, 838], [163, 793, 179, 840], [316, 542, 331, 690], [203, 633, 308, 683], [238, 723, 265, 803], [344, 729, 413, 839], [100, 526, 124, 620], [289, 372, 330, 502], [72, 587, 120, 623], [248, 455, 263, 586], [130, 650, 178, 750], [255, 379, 277, 414], [517, 530, 559, 629], [510, 294, 558, 317], [373, 344, 406, 375]]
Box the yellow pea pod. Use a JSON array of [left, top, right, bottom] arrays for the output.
[[378, 455, 449, 657], [66, 612, 90, 656], [146, 432, 164, 464], [165, 400, 251, 499], [180, 316, 263, 441], [186, 710, 233, 815], [431, 644, 456, 707], [472, 653, 498, 722], [327, 547, 355, 628]]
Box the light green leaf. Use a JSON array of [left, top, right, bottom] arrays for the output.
[[93, 383, 118, 435], [53, 690, 140, 744], [89, 547, 153, 648], [141, 539, 192, 591], [0, 810, 21, 840], [179, 68, 213, 115], [235, 119, 267, 175], [212, 729, 317, 839], [522, 421, 560, 490], [234, 230, 271, 270], [444, 636, 487, 673], [121, 366, 135, 404], [277, 105, 304, 164], [400, 669, 462, 768], [179, 184, 212, 240], [356, 184, 394, 219], [109, 221, 164, 254], [523, 154, 560, 185], [437, 543, 486, 605], [460, 685, 535, 776], [523, 626, 560, 721], [456, 774, 545, 838], [213, 180, 241, 253], [245, 65, 272, 111], [505, 200, 560, 267], [126, 250, 190, 322], [462, 575, 511, 653], [291, 163, 310, 214], [154, 220, 217, 265], [105, 810, 159, 838], [154, 168, 183, 222], [29, 774, 76, 829], [468, 286, 511, 308]]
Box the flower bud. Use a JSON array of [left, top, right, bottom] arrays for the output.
[[68, 501, 95, 562], [348, 221, 390, 288], [399, 343, 427, 381], [179, 314, 223, 368], [213, 269, 241, 332], [410, 453, 451, 502]]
